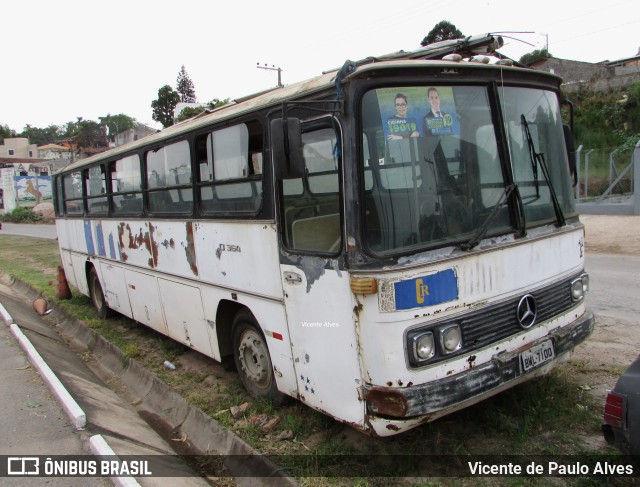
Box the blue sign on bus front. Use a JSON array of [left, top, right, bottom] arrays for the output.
[[394, 269, 458, 310]]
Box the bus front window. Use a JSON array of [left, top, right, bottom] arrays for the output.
[[499, 87, 576, 227], [361, 86, 510, 255]]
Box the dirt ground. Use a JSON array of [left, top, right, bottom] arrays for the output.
[[573, 214, 640, 406], [581, 214, 640, 256]]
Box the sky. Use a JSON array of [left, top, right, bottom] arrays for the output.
[[2, 0, 639, 133]]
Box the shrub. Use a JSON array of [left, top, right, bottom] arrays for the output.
[[0, 207, 42, 223]]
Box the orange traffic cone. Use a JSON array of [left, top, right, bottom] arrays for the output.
[[56, 265, 72, 300]]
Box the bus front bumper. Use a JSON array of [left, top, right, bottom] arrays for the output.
[[364, 311, 595, 424]]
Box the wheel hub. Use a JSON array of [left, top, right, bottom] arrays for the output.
[[238, 332, 268, 383]]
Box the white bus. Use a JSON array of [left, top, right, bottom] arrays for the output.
[[53, 35, 593, 436]]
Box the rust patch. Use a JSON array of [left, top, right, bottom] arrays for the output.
[[148, 258, 154, 268], [118, 222, 126, 249], [406, 382, 413, 387], [160, 237, 176, 250], [185, 221, 198, 276], [121, 251, 128, 262], [353, 302, 363, 319], [149, 223, 158, 267], [397, 380, 403, 386], [386, 424, 401, 431], [467, 354, 477, 368]]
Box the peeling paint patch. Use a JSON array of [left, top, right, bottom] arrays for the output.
[[108, 234, 117, 260], [185, 221, 198, 276], [96, 223, 106, 257], [149, 223, 158, 268], [161, 238, 176, 250], [84, 221, 95, 255], [298, 256, 326, 293]]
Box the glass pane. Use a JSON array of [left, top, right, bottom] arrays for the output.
[[64, 172, 82, 199], [146, 140, 191, 188], [498, 87, 576, 226], [112, 154, 141, 193], [282, 125, 341, 253], [361, 86, 510, 255], [212, 125, 249, 181]]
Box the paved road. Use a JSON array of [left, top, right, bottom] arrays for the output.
[[585, 253, 640, 323], [0, 280, 210, 486], [0, 314, 109, 486], [0, 222, 58, 240]]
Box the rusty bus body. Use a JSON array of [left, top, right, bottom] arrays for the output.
[[53, 35, 593, 436]]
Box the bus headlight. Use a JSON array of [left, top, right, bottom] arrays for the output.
[[580, 273, 589, 293], [411, 331, 435, 361], [440, 324, 463, 354], [571, 272, 589, 301]]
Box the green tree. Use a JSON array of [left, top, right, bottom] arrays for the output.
[[18, 124, 63, 146], [99, 113, 136, 141], [519, 48, 552, 66], [421, 20, 463, 46], [176, 65, 197, 103], [174, 98, 231, 123], [64, 117, 108, 148], [151, 85, 180, 128], [0, 124, 16, 144]]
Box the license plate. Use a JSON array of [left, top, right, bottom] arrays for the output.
[[520, 340, 555, 372]]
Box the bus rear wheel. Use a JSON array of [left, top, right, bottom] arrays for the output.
[[232, 312, 284, 404], [89, 268, 111, 319]]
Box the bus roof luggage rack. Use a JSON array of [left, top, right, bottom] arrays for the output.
[[324, 34, 509, 74]]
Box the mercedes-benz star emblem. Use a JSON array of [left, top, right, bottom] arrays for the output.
[[517, 294, 537, 329]]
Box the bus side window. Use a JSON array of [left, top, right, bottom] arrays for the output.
[[146, 140, 193, 214], [63, 172, 84, 215], [196, 121, 263, 214], [85, 165, 108, 215], [282, 126, 342, 254], [111, 155, 143, 215]]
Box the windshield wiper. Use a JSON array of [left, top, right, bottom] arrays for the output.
[[460, 184, 515, 251], [520, 115, 566, 227]]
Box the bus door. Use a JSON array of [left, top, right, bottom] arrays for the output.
[[275, 118, 365, 426]]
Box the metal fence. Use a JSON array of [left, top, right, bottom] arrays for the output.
[[575, 141, 640, 215]]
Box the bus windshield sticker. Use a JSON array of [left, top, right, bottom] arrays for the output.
[[393, 269, 458, 310], [378, 86, 460, 140]]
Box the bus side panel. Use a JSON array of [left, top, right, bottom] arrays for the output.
[[97, 262, 133, 318], [195, 222, 282, 299], [200, 288, 299, 396], [280, 264, 365, 428], [59, 250, 79, 291], [158, 278, 213, 358], [123, 269, 168, 335]]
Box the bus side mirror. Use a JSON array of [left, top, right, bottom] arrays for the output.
[[271, 118, 304, 179], [563, 123, 577, 187]]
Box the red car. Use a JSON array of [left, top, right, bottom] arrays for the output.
[[603, 355, 640, 454]]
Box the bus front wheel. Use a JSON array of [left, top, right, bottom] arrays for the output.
[[89, 268, 111, 319], [232, 312, 284, 404]]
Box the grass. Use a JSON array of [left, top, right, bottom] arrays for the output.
[[0, 233, 631, 485]]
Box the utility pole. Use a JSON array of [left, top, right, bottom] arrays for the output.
[[257, 63, 283, 88]]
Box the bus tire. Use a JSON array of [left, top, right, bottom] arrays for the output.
[[89, 267, 111, 319], [232, 311, 284, 404]]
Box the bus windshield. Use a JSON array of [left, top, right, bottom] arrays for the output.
[[360, 85, 576, 256]]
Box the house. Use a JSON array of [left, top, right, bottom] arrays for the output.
[[527, 52, 640, 92], [112, 124, 157, 147], [0, 137, 49, 175]]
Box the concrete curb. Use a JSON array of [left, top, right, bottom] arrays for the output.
[[2, 273, 297, 486], [1, 297, 87, 430], [8, 322, 87, 429], [89, 435, 142, 487]]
